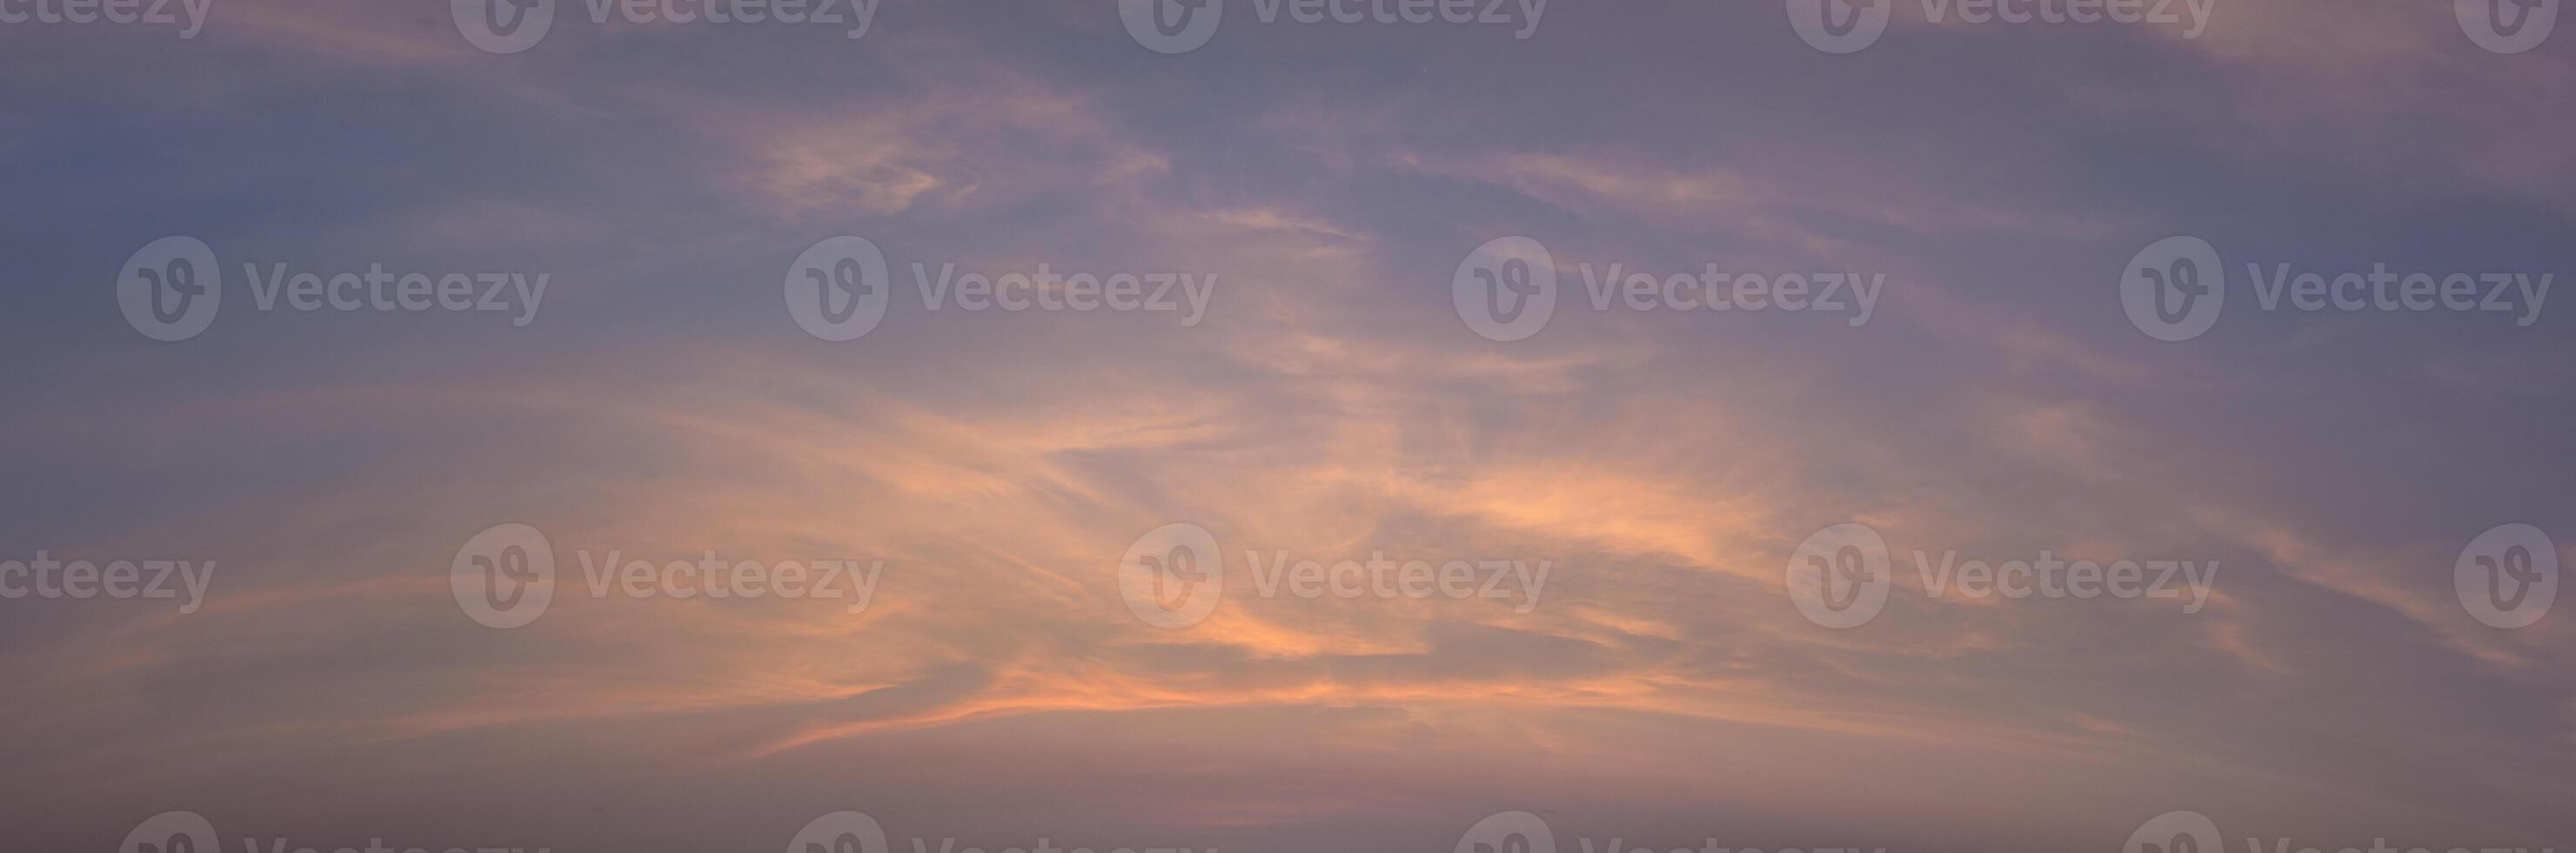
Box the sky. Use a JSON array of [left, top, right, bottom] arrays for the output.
[[3, 1, 2574, 852]]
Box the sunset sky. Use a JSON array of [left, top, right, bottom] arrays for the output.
[[4, 2, 2574, 851]]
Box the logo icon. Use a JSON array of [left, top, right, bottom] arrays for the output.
[[454, 0, 556, 54], [1454, 236, 1557, 342], [118, 236, 221, 341], [1455, 810, 1555, 853], [452, 522, 557, 628], [123, 811, 220, 853], [2121, 235, 2225, 341], [1119, 522, 1224, 628], [1787, 522, 1891, 628], [2457, 0, 2558, 53], [2124, 810, 2222, 853], [1788, 0, 1891, 53], [787, 236, 892, 341], [1121, 0, 1222, 53], [788, 811, 889, 853], [2455, 523, 2558, 628]]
